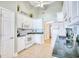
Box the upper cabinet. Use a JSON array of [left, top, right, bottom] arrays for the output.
[[17, 13, 33, 29], [68, 1, 72, 18], [78, 1, 79, 16], [63, 1, 68, 18], [71, 1, 77, 19], [63, 1, 79, 25]]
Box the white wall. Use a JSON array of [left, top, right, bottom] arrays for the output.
[[0, 1, 39, 19], [32, 19, 43, 29], [17, 1, 31, 14], [0, 1, 17, 12], [22, 2, 40, 19], [37, 1, 63, 21]]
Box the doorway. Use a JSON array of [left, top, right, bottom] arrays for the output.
[[44, 21, 52, 45]]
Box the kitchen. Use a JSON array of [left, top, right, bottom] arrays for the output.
[[0, 1, 79, 58]]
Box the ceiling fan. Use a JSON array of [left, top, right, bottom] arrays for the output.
[[29, 1, 55, 8]]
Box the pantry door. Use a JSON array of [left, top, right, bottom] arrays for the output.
[[1, 8, 15, 58]]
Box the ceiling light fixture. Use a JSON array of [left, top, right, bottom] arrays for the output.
[[29, 1, 55, 8]]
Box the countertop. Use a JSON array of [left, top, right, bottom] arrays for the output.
[[17, 32, 44, 37], [27, 32, 44, 34]]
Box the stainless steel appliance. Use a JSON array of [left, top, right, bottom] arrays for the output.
[[66, 28, 74, 48]]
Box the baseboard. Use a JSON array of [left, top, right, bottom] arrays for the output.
[[13, 52, 18, 58]]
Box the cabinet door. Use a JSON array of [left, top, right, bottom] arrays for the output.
[[1, 8, 15, 58], [17, 13, 23, 28], [68, 1, 72, 18], [65, 1, 69, 17], [33, 34, 42, 44], [77, 1, 79, 16], [17, 37, 25, 52], [72, 1, 77, 19]]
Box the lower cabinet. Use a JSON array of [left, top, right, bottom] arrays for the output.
[[17, 37, 26, 52], [33, 34, 43, 44], [17, 35, 34, 53], [25, 35, 34, 48]]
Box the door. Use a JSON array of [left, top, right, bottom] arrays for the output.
[[1, 8, 15, 58], [44, 22, 51, 44], [0, 8, 2, 58]]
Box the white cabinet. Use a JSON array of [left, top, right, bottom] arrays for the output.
[[25, 35, 32, 45], [17, 13, 23, 28], [78, 1, 79, 16], [0, 7, 15, 58], [17, 37, 26, 52], [25, 35, 34, 48], [68, 2, 72, 18], [17, 35, 34, 52], [66, 2, 69, 17], [63, 1, 69, 18], [71, 1, 77, 19], [63, 1, 77, 18], [17, 13, 33, 29], [33, 34, 43, 44], [63, 1, 79, 25], [58, 23, 66, 36]]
